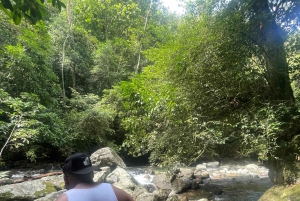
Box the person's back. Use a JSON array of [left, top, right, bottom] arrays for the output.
[[64, 183, 117, 201], [55, 153, 134, 201]]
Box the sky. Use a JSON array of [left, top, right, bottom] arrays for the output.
[[160, 0, 185, 14]]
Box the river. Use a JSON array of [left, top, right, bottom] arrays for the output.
[[126, 161, 273, 201]]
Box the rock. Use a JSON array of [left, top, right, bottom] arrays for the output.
[[106, 166, 138, 194], [206, 161, 219, 167], [258, 184, 300, 201], [90, 147, 126, 170], [142, 183, 157, 193], [35, 189, 66, 201], [135, 192, 161, 201], [94, 171, 109, 183], [152, 173, 172, 189], [195, 164, 207, 171], [194, 171, 210, 180], [94, 166, 111, 182], [133, 186, 163, 201], [171, 177, 193, 193], [166, 195, 181, 201], [0, 171, 12, 179], [179, 168, 195, 178], [200, 183, 223, 195], [0, 178, 13, 186], [0, 175, 64, 200], [191, 179, 200, 190], [152, 189, 171, 200]]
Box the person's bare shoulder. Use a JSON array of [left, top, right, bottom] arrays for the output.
[[112, 185, 135, 201], [55, 193, 68, 201]]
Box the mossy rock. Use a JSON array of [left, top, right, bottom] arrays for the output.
[[258, 184, 300, 201], [0, 175, 64, 200]]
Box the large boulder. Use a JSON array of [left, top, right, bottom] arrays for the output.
[[106, 166, 138, 195], [90, 147, 126, 169], [93, 166, 111, 183], [152, 173, 172, 190], [0, 175, 64, 201]]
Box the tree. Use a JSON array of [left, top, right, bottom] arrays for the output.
[[102, 0, 300, 185], [213, 0, 300, 185], [0, 0, 65, 24]]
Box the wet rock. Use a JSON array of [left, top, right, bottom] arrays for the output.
[[142, 183, 157, 193], [0, 171, 12, 179], [200, 183, 223, 195], [191, 179, 201, 190]]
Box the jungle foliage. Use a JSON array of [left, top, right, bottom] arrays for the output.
[[0, 0, 300, 185]]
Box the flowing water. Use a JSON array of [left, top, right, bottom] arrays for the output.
[[126, 162, 273, 201]]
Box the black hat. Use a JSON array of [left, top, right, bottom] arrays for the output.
[[62, 153, 95, 174]]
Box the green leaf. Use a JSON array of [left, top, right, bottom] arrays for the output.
[[35, 0, 45, 6], [59, 1, 66, 8], [1, 0, 13, 10], [13, 12, 21, 25]]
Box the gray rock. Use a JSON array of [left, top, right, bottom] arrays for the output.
[[166, 195, 181, 201], [106, 166, 138, 194], [195, 164, 207, 171], [34, 190, 66, 201], [152, 189, 171, 200], [171, 177, 192, 193], [194, 170, 210, 179], [134, 186, 163, 201], [179, 168, 195, 178], [93, 166, 111, 182], [0, 175, 64, 200], [152, 173, 172, 189], [90, 147, 126, 169], [206, 161, 219, 167]]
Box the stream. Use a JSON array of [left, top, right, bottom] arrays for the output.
[[126, 161, 273, 201], [2, 160, 273, 201]]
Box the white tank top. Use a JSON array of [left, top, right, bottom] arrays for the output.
[[65, 183, 118, 201]]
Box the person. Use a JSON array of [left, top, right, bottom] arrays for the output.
[[55, 153, 135, 201]]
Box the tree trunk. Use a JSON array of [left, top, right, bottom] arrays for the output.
[[252, 0, 298, 185]]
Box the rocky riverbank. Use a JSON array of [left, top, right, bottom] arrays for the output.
[[0, 148, 274, 201]]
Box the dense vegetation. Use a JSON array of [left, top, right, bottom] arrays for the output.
[[1, 0, 300, 185]]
